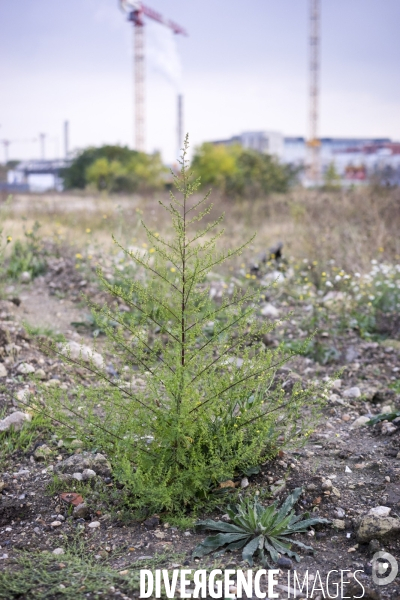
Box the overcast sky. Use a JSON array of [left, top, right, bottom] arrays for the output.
[[1, 0, 399, 163]]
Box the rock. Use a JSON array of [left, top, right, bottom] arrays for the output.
[[277, 556, 293, 569], [17, 363, 35, 375], [82, 469, 96, 481], [88, 521, 100, 529], [332, 379, 342, 390], [20, 271, 31, 284], [0, 364, 7, 378], [334, 508, 345, 518], [69, 439, 84, 449], [332, 519, 346, 530], [60, 341, 104, 369], [352, 416, 370, 427], [381, 422, 397, 435], [54, 452, 112, 478], [72, 473, 83, 481], [331, 487, 341, 498], [343, 387, 361, 399], [345, 581, 381, 600], [345, 466, 352, 473], [52, 548, 65, 555], [381, 339, 400, 352], [368, 506, 391, 517], [144, 516, 160, 530], [260, 303, 280, 319], [381, 405, 393, 414], [0, 411, 31, 432], [356, 515, 400, 542], [51, 521, 62, 528], [321, 479, 332, 491], [240, 477, 249, 489], [34, 444, 52, 460], [73, 503, 89, 519], [35, 368, 46, 380], [15, 389, 31, 405], [368, 539, 381, 554]]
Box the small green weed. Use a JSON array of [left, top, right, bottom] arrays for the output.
[[6, 221, 47, 280], [193, 487, 329, 567]]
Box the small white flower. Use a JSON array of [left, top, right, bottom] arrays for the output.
[[335, 275, 341, 281], [326, 281, 333, 287], [369, 295, 375, 301], [354, 272, 360, 277]]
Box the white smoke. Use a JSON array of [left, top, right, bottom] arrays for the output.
[[147, 21, 183, 92]]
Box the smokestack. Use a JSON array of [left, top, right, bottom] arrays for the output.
[[177, 94, 183, 159], [64, 120, 69, 158]]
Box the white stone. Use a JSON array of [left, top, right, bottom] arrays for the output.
[[15, 389, 31, 404], [368, 506, 391, 518], [345, 466, 352, 473], [343, 387, 361, 399], [51, 521, 62, 528], [82, 469, 96, 481], [260, 303, 280, 319], [52, 548, 65, 555], [0, 364, 7, 378], [352, 416, 370, 428], [381, 405, 393, 414], [60, 341, 104, 369], [0, 411, 31, 432], [240, 477, 249, 489], [72, 472, 83, 481], [88, 521, 100, 528], [17, 363, 35, 375], [20, 271, 31, 284]]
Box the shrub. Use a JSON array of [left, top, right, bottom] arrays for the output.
[[62, 145, 167, 193], [6, 221, 47, 280], [34, 137, 328, 514], [191, 142, 300, 197]]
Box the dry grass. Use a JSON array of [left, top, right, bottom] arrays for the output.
[[1, 186, 399, 273]]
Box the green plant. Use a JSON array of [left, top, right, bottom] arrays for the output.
[[6, 221, 47, 280], [192, 487, 329, 566], [33, 136, 329, 514]]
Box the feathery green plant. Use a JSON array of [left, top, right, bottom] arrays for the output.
[[193, 487, 330, 566], [34, 136, 329, 513]]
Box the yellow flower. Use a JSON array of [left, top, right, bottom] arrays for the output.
[[103, 214, 108, 219], [88, 255, 93, 260], [6, 236, 12, 243], [170, 267, 176, 272], [321, 272, 326, 276], [142, 243, 148, 248], [245, 274, 251, 279], [154, 232, 159, 237], [378, 247, 384, 252], [75, 253, 82, 259], [86, 228, 91, 233], [149, 248, 155, 253], [251, 275, 256, 279]]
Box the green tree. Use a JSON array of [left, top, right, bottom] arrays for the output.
[[190, 143, 239, 190], [37, 137, 327, 514], [323, 162, 341, 191]]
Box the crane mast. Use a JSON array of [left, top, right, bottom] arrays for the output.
[[120, 1, 187, 153], [308, 0, 321, 183]]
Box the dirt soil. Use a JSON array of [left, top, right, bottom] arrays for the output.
[[0, 269, 399, 600]]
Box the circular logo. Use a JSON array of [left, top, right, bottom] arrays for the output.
[[371, 551, 398, 586]]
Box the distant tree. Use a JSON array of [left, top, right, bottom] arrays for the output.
[[190, 143, 239, 191], [191, 143, 300, 197], [323, 162, 341, 191], [62, 145, 167, 192]]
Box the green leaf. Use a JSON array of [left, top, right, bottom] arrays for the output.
[[195, 519, 247, 534], [276, 487, 303, 521], [242, 535, 263, 566], [288, 517, 330, 532], [192, 532, 249, 559], [263, 538, 280, 563]]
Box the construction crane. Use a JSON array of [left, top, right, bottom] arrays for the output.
[[307, 0, 321, 183], [119, 1, 187, 152]]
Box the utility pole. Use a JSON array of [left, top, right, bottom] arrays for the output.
[[39, 133, 46, 160], [1, 140, 10, 164], [307, 0, 321, 183], [64, 120, 69, 158]]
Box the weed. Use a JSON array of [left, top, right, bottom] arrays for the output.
[[32, 137, 330, 515], [193, 487, 329, 566], [6, 221, 47, 280]]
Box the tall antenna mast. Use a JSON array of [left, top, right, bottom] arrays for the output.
[[308, 0, 321, 183]]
